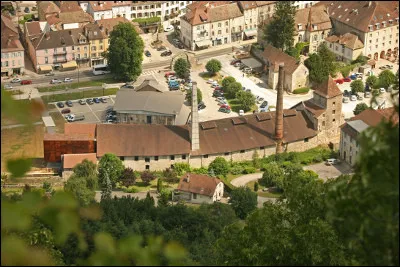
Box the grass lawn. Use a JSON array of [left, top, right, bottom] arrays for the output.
[[199, 72, 223, 84], [226, 98, 258, 113], [120, 178, 179, 193], [49, 111, 66, 133], [37, 78, 120, 92], [257, 191, 282, 198], [42, 87, 119, 104]]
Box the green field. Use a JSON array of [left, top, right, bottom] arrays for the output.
[[227, 99, 258, 113], [37, 78, 119, 92], [42, 88, 119, 104]]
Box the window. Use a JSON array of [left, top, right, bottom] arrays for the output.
[[250, 18, 252, 23], [329, 43, 332, 48], [146, 165, 150, 170], [197, 26, 200, 30], [193, 193, 197, 199], [146, 116, 152, 124], [54, 48, 57, 53], [226, 28, 228, 33], [154, 156, 159, 161], [218, 23, 221, 27], [304, 138, 309, 142], [12, 60, 15, 66], [134, 156, 139, 161], [322, 121, 325, 126], [145, 157, 150, 162], [333, 101, 336, 106], [84, 46, 88, 51], [218, 30, 221, 34], [92, 46, 96, 51], [170, 155, 175, 160], [91, 53, 96, 57], [240, 150, 245, 153], [45, 57, 48, 64], [332, 110, 336, 114], [100, 45, 103, 50], [260, 146, 264, 150], [63, 47, 66, 52], [224, 152, 230, 156], [333, 118, 336, 122], [225, 21, 228, 26], [45, 49, 48, 54], [119, 156, 125, 161], [182, 154, 186, 160], [203, 155, 208, 158]]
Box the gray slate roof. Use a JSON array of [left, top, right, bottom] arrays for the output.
[[347, 120, 370, 133]]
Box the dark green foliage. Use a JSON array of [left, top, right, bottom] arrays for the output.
[[120, 167, 136, 187], [351, 54, 368, 65], [378, 70, 396, 89], [221, 76, 236, 89], [366, 75, 378, 88], [186, 88, 202, 104], [173, 163, 191, 176], [64, 175, 96, 206], [106, 22, 144, 82], [236, 90, 256, 112], [286, 42, 308, 60], [254, 182, 259, 192], [157, 190, 171, 207], [260, 162, 284, 188], [141, 171, 156, 185], [205, 59, 222, 74], [353, 103, 369, 115], [98, 154, 124, 188], [42, 181, 53, 193], [162, 168, 179, 183], [350, 80, 364, 94], [339, 64, 356, 78], [191, 167, 208, 174], [230, 164, 244, 175], [263, 1, 296, 50], [292, 87, 310, 94], [157, 179, 163, 193], [305, 43, 337, 84], [73, 159, 97, 186], [229, 186, 258, 219], [242, 166, 256, 174], [100, 173, 112, 201], [174, 58, 190, 79], [225, 81, 242, 99], [208, 157, 229, 177]]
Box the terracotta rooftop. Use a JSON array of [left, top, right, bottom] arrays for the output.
[[25, 21, 42, 36], [59, 1, 84, 12], [38, 1, 60, 19], [64, 123, 97, 138], [183, 1, 235, 25], [323, 1, 399, 33], [255, 1, 275, 7], [209, 3, 243, 22], [346, 107, 399, 127], [59, 10, 94, 24], [177, 173, 222, 197], [295, 4, 332, 33], [239, 1, 258, 10], [44, 133, 94, 141], [97, 17, 142, 35], [1, 15, 24, 52], [30, 29, 75, 50], [63, 153, 97, 169], [325, 33, 364, 50], [262, 44, 302, 74], [89, 1, 131, 12], [292, 100, 326, 118], [313, 76, 343, 98]]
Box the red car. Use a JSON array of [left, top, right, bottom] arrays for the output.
[[164, 72, 175, 78], [343, 77, 351, 82], [61, 108, 71, 114], [335, 79, 344, 84], [230, 59, 241, 65], [214, 87, 222, 91], [20, 80, 32, 85], [220, 104, 231, 110]]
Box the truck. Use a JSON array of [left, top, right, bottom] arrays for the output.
[[66, 114, 85, 122]]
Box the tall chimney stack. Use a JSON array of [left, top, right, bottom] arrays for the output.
[[275, 63, 284, 154], [190, 81, 200, 151]]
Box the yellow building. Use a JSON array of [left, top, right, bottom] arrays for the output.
[[83, 23, 107, 66]]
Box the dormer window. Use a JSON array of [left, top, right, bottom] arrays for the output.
[[369, 25, 373, 31], [382, 21, 386, 27], [389, 19, 393, 24], [298, 23, 302, 30], [313, 24, 317, 30], [376, 23, 380, 29]]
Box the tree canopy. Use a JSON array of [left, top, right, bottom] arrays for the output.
[[226, 82, 242, 99], [106, 22, 144, 82], [353, 103, 369, 115], [378, 70, 396, 89], [221, 76, 236, 89], [350, 80, 364, 94], [304, 43, 337, 84], [98, 153, 124, 188], [237, 90, 255, 112], [174, 58, 190, 79], [263, 1, 296, 51], [208, 157, 229, 177], [228, 186, 258, 219], [205, 59, 222, 74]]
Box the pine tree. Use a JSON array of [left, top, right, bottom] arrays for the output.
[[157, 178, 163, 193], [101, 172, 112, 201]]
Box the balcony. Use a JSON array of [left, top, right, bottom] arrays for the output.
[[53, 51, 67, 56], [53, 58, 67, 63]]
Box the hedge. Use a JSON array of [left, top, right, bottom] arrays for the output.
[[132, 17, 161, 25], [292, 87, 310, 94]]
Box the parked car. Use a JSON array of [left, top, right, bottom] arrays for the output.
[[350, 95, 357, 101], [260, 101, 269, 109], [335, 79, 344, 84], [239, 110, 244, 116], [86, 98, 94, 105], [56, 102, 65, 108], [220, 104, 231, 110], [379, 66, 387, 70], [64, 78, 73, 82], [164, 71, 175, 77], [211, 83, 220, 88], [357, 94, 363, 100], [100, 97, 107, 103], [157, 46, 167, 51], [213, 91, 224, 97], [66, 100, 73, 107], [198, 103, 206, 110], [379, 88, 386, 93], [243, 67, 252, 73], [45, 72, 55, 76], [144, 50, 151, 57], [217, 99, 228, 105], [61, 108, 71, 114], [161, 50, 172, 56], [234, 62, 241, 67], [11, 78, 21, 83], [231, 59, 241, 65], [343, 96, 350, 103], [219, 107, 231, 113], [343, 90, 350, 97], [216, 97, 226, 102], [4, 84, 13, 89], [177, 43, 184, 49], [364, 91, 371, 98], [21, 80, 32, 85], [79, 99, 86, 105], [326, 158, 340, 165], [164, 25, 174, 32], [51, 79, 62, 84], [257, 97, 264, 104], [387, 64, 394, 69], [343, 77, 351, 82], [207, 79, 215, 84], [93, 97, 100, 103], [245, 89, 251, 93]]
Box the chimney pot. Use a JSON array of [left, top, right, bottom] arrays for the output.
[[275, 64, 284, 154], [186, 174, 190, 183]]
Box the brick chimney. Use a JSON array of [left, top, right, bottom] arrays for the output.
[[186, 174, 190, 183], [190, 82, 200, 151], [275, 63, 284, 154]]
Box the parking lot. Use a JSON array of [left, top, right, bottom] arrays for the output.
[[52, 96, 116, 124], [141, 32, 183, 64], [303, 162, 353, 181]]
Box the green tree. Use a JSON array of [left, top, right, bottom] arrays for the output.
[[237, 90, 255, 112], [120, 167, 136, 187], [351, 54, 368, 65], [186, 88, 202, 103], [42, 181, 53, 193], [285, 42, 308, 60], [205, 59, 222, 75], [208, 157, 229, 177], [378, 70, 396, 89], [174, 58, 190, 79], [100, 172, 112, 201], [73, 159, 98, 190], [366, 75, 378, 88], [157, 178, 163, 193], [263, 1, 296, 50], [173, 163, 191, 176], [254, 182, 259, 192], [350, 80, 364, 94], [64, 175, 96, 206], [229, 186, 258, 219], [260, 162, 284, 188], [221, 76, 236, 89], [305, 43, 337, 84], [98, 153, 124, 188], [158, 190, 170, 207], [226, 82, 242, 99], [162, 168, 179, 183], [208, 168, 216, 177], [141, 171, 156, 185], [106, 22, 144, 82], [353, 102, 369, 115]]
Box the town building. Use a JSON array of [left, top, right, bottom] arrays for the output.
[[293, 1, 319, 10], [324, 33, 364, 63], [38, 1, 61, 21], [62, 153, 97, 179], [262, 44, 309, 92], [83, 23, 107, 66], [1, 14, 25, 77], [113, 79, 190, 125], [237, 1, 259, 40], [256, 1, 275, 24], [339, 107, 398, 165], [172, 173, 224, 204], [294, 4, 332, 54], [320, 1, 399, 61]]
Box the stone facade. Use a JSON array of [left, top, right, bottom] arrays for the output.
[[122, 154, 189, 171], [339, 129, 360, 166], [173, 181, 224, 204], [117, 112, 175, 125], [266, 62, 309, 92]]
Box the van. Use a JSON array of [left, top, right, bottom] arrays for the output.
[[326, 158, 340, 165], [68, 114, 85, 122]]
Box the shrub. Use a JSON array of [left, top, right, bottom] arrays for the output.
[[125, 186, 139, 193], [292, 87, 310, 94], [221, 76, 236, 89], [226, 82, 242, 99], [378, 70, 396, 89], [174, 58, 190, 79], [205, 59, 222, 74], [192, 167, 208, 174], [242, 166, 257, 174], [120, 167, 136, 187], [230, 165, 244, 175], [162, 168, 179, 183], [340, 64, 356, 78], [141, 171, 156, 185], [254, 182, 259, 192], [208, 157, 230, 177], [350, 80, 364, 94], [260, 162, 284, 188], [173, 163, 191, 176]]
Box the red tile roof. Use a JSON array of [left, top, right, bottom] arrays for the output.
[[59, 1, 84, 12], [325, 33, 364, 50], [177, 173, 222, 197], [262, 44, 302, 74], [346, 107, 399, 127], [25, 21, 42, 36], [64, 123, 97, 138], [314, 76, 343, 99], [63, 153, 97, 169], [1, 15, 24, 52], [295, 4, 332, 33], [183, 1, 235, 26]]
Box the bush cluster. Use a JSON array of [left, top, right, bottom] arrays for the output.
[[292, 87, 310, 94]]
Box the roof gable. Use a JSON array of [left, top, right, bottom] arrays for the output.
[[177, 174, 222, 196], [314, 76, 343, 98], [262, 44, 302, 74]]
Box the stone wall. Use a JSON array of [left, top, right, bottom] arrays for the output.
[[339, 129, 360, 166], [123, 154, 189, 171], [289, 63, 309, 92], [117, 113, 175, 125]]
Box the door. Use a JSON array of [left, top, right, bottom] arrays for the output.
[[146, 115, 152, 124]]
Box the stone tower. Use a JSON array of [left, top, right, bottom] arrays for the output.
[[275, 64, 284, 154], [190, 81, 200, 151]]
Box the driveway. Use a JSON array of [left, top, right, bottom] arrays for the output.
[[230, 173, 263, 187], [303, 162, 353, 181]]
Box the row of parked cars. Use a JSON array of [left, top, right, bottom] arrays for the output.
[[50, 78, 73, 84], [9, 78, 32, 85], [231, 59, 252, 74]]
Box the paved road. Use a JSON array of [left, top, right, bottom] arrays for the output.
[[230, 173, 263, 187]]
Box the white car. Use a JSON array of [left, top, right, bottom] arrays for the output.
[[64, 78, 73, 82], [164, 25, 174, 32], [207, 79, 215, 84], [239, 110, 244, 116], [350, 95, 357, 101], [11, 78, 21, 83], [4, 84, 13, 89], [380, 88, 386, 93], [51, 79, 62, 84]]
